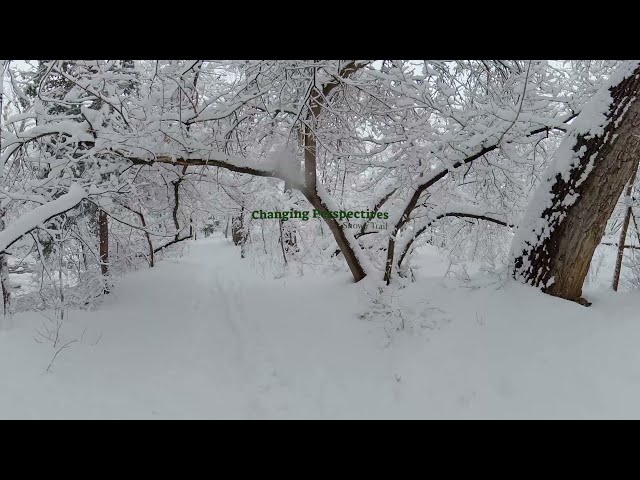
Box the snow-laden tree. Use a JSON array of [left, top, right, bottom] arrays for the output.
[[511, 61, 640, 303], [2, 59, 636, 312]]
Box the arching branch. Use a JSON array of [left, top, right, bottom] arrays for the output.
[[397, 211, 511, 268]]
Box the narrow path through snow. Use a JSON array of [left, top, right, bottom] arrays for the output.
[[0, 236, 393, 418]]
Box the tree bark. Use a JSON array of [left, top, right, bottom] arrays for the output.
[[513, 64, 640, 303], [0, 258, 9, 315], [231, 210, 243, 246], [300, 70, 367, 283], [281, 181, 297, 256], [231, 207, 248, 258], [279, 218, 288, 266], [98, 209, 109, 293], [135, 209, 154, 268], [301, 117, 365, 282], [0, 208, 9, 316], [172, 175, 182, 241], [302, 188, 366, 282]]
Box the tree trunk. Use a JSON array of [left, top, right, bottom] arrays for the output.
[[171, 166, 188, 241], [0, 254, 9, 317], [513, 63, 640, 303], [231, 207, 247, 258], [172, 179, 181, 241], [631, 212, 640, 245], [0, 63, 9, 315], [281, 181, 298, 257], [135, 209, 154, 268], [302, 101, 366, 282], [0, 208, 9, 315], [0, 256, 9, 317], [302, 189, 366, 282], [98, 209, 109, 293], [383, 238, 397, 285], [81, 240, 89, 270], [231, 213, 243, 246], [279, 219, 288, 266], [612, 168, 638, 291]]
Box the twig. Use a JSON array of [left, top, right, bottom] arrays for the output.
[[91, 332, 103, 346], [45, 339, 77, 373]]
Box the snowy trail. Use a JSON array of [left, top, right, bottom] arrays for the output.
[[0, 236, 393, 418], [4, 236, 640, 418]]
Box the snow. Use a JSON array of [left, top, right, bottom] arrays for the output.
[[0, 185, 87, 253], [266, 144, 303, 185], [2, 235, 640, 419]]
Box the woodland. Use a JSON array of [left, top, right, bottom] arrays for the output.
[[2, 60, 640, 418]]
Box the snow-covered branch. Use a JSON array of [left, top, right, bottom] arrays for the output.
[[0, 184, 87, 253]]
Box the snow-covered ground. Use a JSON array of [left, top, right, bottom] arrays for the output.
[[2, 234, 640, 419]]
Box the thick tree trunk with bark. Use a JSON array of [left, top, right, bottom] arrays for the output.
[[302, 189, 366, 282], [300, 74, 368, 283], [513, 64, 640, 303], [301, 118, 366, 282], [302, 85, 367, 281]]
